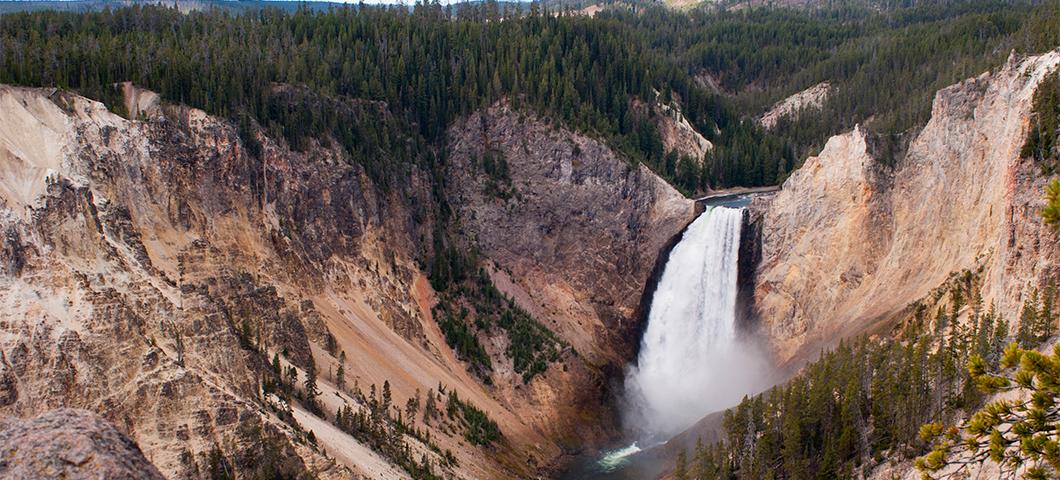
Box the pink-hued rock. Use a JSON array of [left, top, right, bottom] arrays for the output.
[[0, 409, 165, 480], [750, 50, 1060, 365]]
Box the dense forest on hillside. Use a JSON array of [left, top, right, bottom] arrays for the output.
[[604, 0, 1060, 164], [673, 273, 1058, 480], [0, 2, 773, 189], [4, 2, 1056, 191]]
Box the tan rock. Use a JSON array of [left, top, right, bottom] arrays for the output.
[[0, 409, 166, 480], [759, 82, 831, 130], [751, 51, 1060, 365]]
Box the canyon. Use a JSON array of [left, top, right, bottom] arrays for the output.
[[0, 83, 694, 478], [0, 9, 1056, 476]]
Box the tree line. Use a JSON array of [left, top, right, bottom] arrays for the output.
[[0, 2, 792, 190], [604, 1, 1060, 166], [675, 271, 1057, 480]]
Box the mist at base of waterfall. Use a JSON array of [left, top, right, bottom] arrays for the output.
[[623, 206, 772, 440]]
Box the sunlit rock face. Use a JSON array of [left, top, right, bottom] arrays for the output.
[[750, 51, 1060, 365], [0, 409, 167, 479]]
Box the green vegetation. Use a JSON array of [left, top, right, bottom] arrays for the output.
[[446, 389, 503, 446], [333, 381, 467, 480], [609, 1, 1060, 169], [434, 302, 494, 381], [917, 343, 1060, 479], [469, 268, 565, 383], [1046, 179, 1060, 228], [1020, 66, 1060, 231], [474, 149, 517, 200], [1, 2, 1057, 189], [433, 264, 566, 384], [676, 272, 1057, 479], [916, 286, 1058, 479], [1023, 67, 1059, 175], [0, 2, 773, 191]]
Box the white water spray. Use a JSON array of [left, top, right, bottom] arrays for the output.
[[624, 206, 769, 438]]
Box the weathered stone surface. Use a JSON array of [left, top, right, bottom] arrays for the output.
[[0, 409, 165, 480], [446, 101, 695, 365], [750, 51, 1060, 365], [444, 101, 695, 458], [758, 82, 831, 129]]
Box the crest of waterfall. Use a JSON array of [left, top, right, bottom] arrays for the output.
[[625, 206, 767, 438]]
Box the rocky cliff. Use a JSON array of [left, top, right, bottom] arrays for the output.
[[0, 85, 690, 478], [444, 102, 694, 453], [750, 50, 1060, 364]]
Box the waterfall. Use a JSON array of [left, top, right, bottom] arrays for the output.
[[624, 206, 766, 438]]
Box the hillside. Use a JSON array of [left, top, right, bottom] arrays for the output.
[[1, 2, 1060, 480], [0, 78, 698, 478]]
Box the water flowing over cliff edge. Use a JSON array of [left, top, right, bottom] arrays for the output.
[[625, 206, 769, 439]]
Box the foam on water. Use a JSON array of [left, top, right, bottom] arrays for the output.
[[624, 206, 768, 439]]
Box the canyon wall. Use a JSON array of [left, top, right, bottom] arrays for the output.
[[750, 50, 1060, 365], [444, 103, 694, 452], [446, 102, 694, 366], [0, 85, 689, 478]]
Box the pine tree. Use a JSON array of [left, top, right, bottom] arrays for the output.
[[423, 389, 437, 424], [1017, 289, 1041, 347], [674, 449, 688, 480], [1037, 284, 1056, 339], [336, 351, 347, 391], [304, 356, 321, 410], [1045, 179, 1060, 227]]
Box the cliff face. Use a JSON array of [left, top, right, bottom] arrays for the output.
[[750, 51, 1060, 364], [0, 86, 689, 477], [446, 102, 694, 365], [0, 84, 437, 478], [444, 102, 694, 449]]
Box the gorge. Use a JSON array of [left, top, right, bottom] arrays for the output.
[[0, 2, 1059, 480]]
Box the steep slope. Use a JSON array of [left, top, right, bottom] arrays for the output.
[[447, 102, 694, 365], [0, 86, 691, 478], [444, 102, 694, 451], [630, 97, 714, 166], [749, 50, 1060, 364]]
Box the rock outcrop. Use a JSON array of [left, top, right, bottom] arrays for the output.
[[0, 409, 166, 480], [750, 51, 1060, 364], [758, 81, 831, 130], [447, 101, 694, 365], [631, 97, 714, 164], [655, 99, 714, 163]]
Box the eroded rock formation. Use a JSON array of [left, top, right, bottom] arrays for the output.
[[758, 82, 831, 130], [0, 85, 690, 478], [750, 51, 1060, 364], [0, 409, 166, 480]]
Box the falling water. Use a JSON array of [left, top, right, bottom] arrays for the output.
[[624, 205, 767, 439]]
